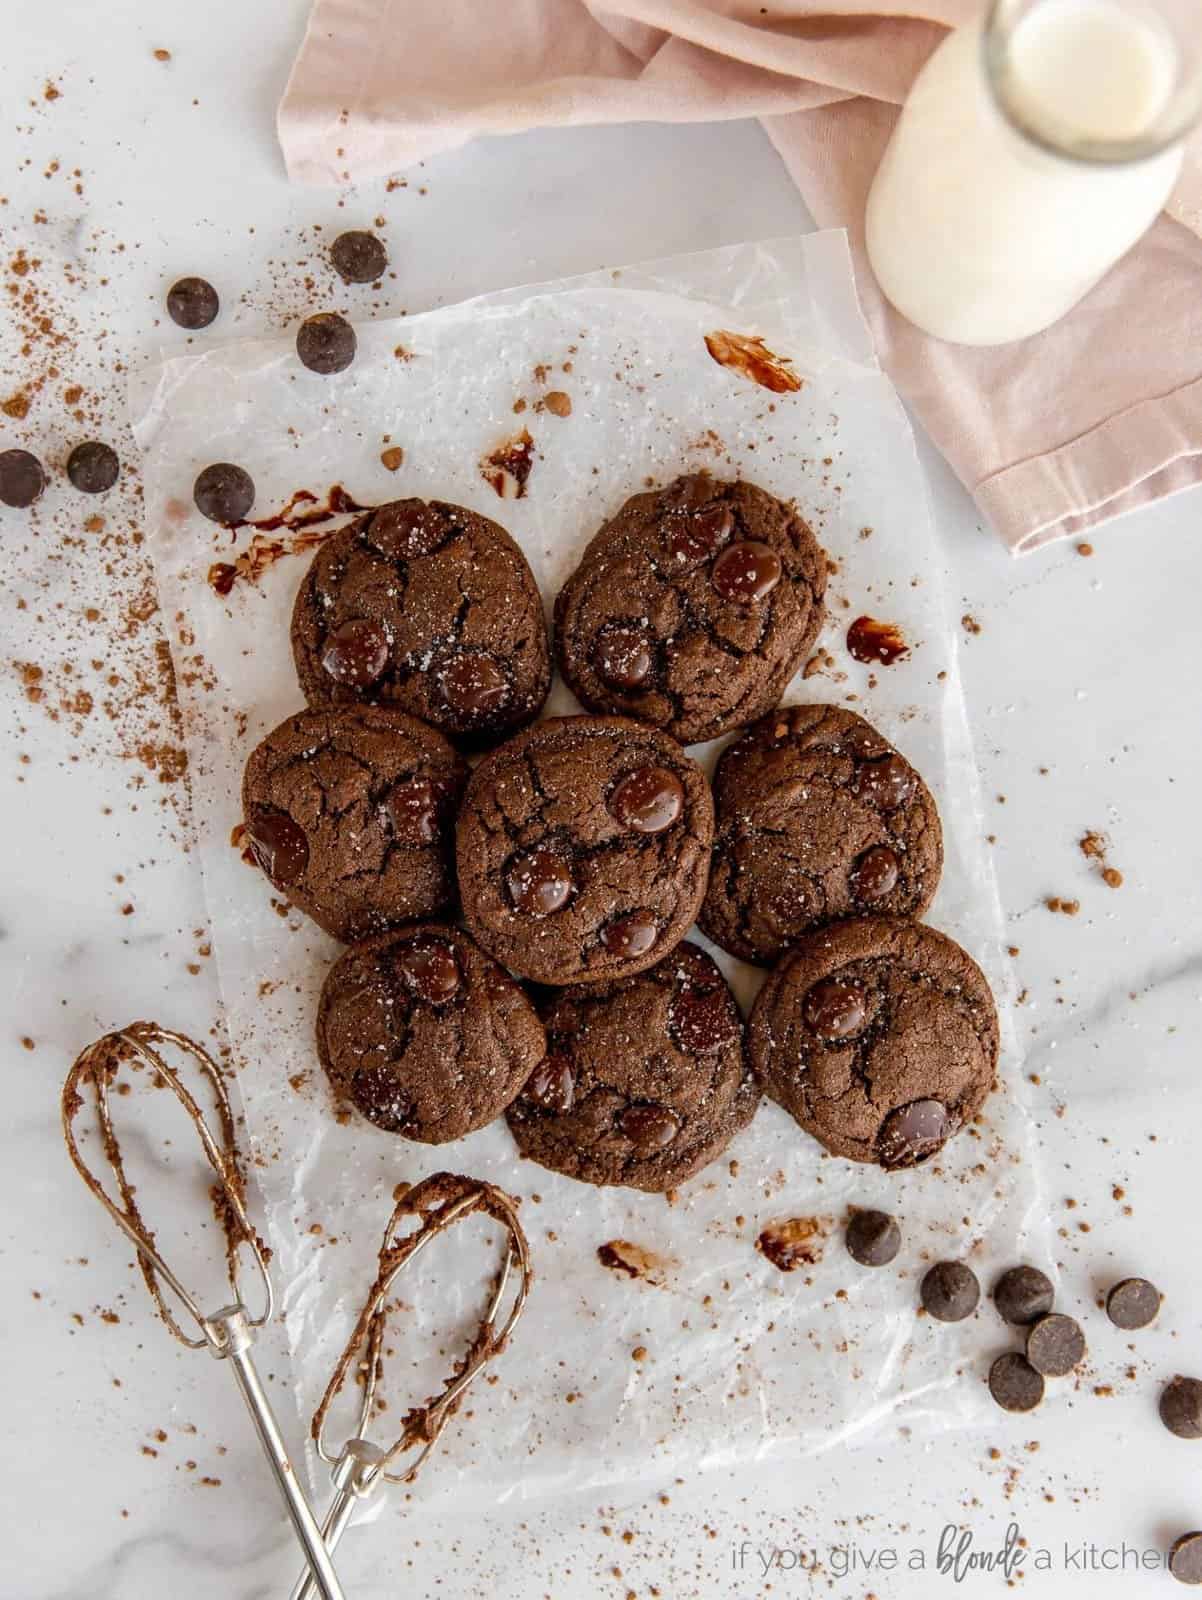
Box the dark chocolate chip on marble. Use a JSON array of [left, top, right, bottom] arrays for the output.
[[194, 461, 255, 525], [0, 448, 46, 508], [992, 1265, 1055, 1326], [66, 441, 120, 494], [845, 1209, 901, 1267], [296, 312, 357, 374], [1170, 1533, 1202, 1585], [330, 230, 388, 284], [989, 1352, 1045, 1413], [920, 1260, 980, 1323], [1105, 1277, 1161, 1331], [166, 276, 219, 330], [1025, 1313, 1085, 1377], [1160, 1376, 1202, 1441]]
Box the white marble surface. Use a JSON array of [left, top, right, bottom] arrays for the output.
[[2, 3, 1201, 1597]]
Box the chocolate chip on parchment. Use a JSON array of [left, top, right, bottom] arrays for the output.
[[1160, 1376, 1202, 1441], [193, 462, 255, 525], [1105, 1277, 1161, 1330], [921, 1260, 980, 1323], [166, 276, 219, 330], [297, 312, 357, 374], [989, 1352, 1045, 1413], [0, 448, 46, 508], [67, 441, 120, 494], [1169, 1532, 1202, 1585], [330, 230, 388, 284], [845, 1209, 900, 1267], [1025, 1313, 1085, 1377], [992, 1265, 1055, 1326]]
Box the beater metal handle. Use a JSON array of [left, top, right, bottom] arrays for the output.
[[62, 1023, 348, 1600], [290, 1175, 532, 1600]]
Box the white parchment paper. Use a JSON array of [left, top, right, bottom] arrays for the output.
[[133, 233, 1043, 1513]]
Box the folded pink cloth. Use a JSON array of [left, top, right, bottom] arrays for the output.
[[278, 1, 1202, 553]]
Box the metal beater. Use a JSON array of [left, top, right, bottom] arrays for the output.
[[289, 1171, 533, 1600], [61, 1022, 348, 1600]]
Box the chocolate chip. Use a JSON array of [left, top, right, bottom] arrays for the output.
[[0, 448, 46, 508], [620, 1103, 680, 1151], [330, 230, 388, 284], [668, 985, 738, 1055], [992, 1265, 1055, 1326], [193, 462, 255, 525], [1160, 1376, 1202, 1440], [595, 623, 654, 691], [711, 540, 782, 603], [320, 617, 389, 687], [1105, 1277, 1161, 1330], [506, 847, 574, 916], [849, 843, 899, 902], [1025, 1313, 1085, 1376], [296, 312, 357, 374], [350, 1063, 413, 1132], [988, 1352, 1045, 1413], [845, 1209, 900, 1267], [666, 502, 733, 565], [365, 500, 447, 559], [601, 910, 658, 959], [246, 809, 309, 886], [396, 937, 461, 1004], [1170, 1533, 1202, 1585], [166, 276, 219, 330], [920, 1260, 980, 1322], [608, 766, 684, 834], [524, 1054, 574, 1113], [438, 650, 510, 719], [801, 977, 867, 1040], [878, 1099, 952, 1169], [384, 777, 440, 845], [853, 753, 916, 811], [66, 441, 120, 494]]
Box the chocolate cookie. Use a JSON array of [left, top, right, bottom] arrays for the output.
[[291, 498, 550, 748], [748, 917, 998, 1167], [699, 705, 942, 965], [507, 943, 758, 1191], [241, 706, 468, 943], [456, 715, 713, 986], [554, 474, 827, 746], [317, 924, 545, 1142]]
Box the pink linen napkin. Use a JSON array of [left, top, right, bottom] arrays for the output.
[[277, 0, 1202, 554]]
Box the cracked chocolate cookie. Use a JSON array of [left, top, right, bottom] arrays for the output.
[[554, 474, 827, 746], [508, 943, 758, 1191], [456, 715, 713, 986], [291, 497, 550, 747], [317, 923, 545, 1142], [699, 705, 942, 965], [748, 917, 998, 1167], [242, 706, 468, 943]]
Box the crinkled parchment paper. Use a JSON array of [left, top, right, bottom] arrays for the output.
[[132, 233, 1043, 1512]]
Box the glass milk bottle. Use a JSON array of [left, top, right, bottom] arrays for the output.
[[865, 0, 1202, 346]]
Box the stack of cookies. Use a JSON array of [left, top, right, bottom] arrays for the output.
[[241, 474, 998, 1194]]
